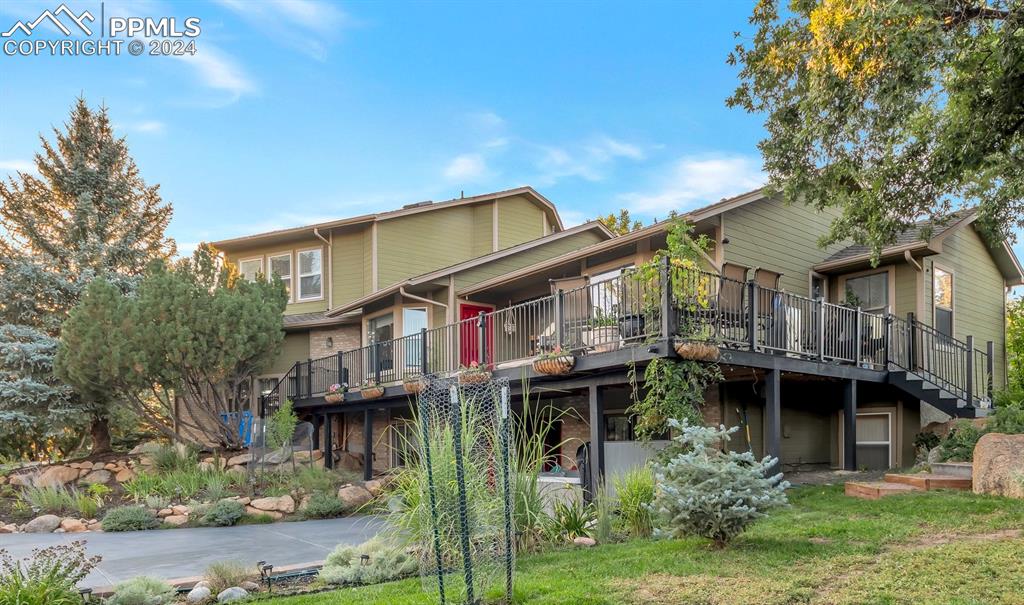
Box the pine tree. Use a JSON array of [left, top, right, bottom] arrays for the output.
[[0, 98, 174, 457]]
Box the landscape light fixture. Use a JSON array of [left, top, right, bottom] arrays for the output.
[[79, 588, 93, 603]]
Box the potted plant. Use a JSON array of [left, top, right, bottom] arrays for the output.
[[584, 311, 620, 353], [673, 339, 719, 361], [324, 383, 347, 403], [533, 346, 575, 375], [403, 373, 430, 394], [359, 379, 385, 400], [458, 360, 492, 384]]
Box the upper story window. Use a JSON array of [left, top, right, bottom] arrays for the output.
[[269, 253, 292, 298], [297, 248, 323, 300], [239, 258, 263, 282], [844, 271, 888, 314], [933, 267, 953, 338]]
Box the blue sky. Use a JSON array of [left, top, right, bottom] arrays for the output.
[[2, 0, 1019, 270], [0, 1, 766, 252]]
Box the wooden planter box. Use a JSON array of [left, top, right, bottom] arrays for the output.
[[674, 340, 720, 362], [458, 370, 492, 384], [360, 386, 385, 400], [533, 355, 575, 375], [324, 392, 344, 403], [403, 377, 429, 394]]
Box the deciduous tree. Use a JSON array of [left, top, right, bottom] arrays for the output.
[[729, 0, 1023, 260]]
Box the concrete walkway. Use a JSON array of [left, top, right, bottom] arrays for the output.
[[0, 515, 387, 588]]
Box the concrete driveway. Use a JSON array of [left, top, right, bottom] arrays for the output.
[[0, 515, 387, 588]]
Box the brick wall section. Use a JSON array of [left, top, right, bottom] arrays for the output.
[[309, 324, 361, 360], [338, 411, 394, 473], [701, 384, 722, 426], [558, 397, 590, 470]]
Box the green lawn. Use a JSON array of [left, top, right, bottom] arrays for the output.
[[261, 486, 1024, 605]]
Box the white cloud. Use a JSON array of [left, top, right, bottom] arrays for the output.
[[468, 111, 505, 130], [586, 136, 646, 162], [619, 154, 765, 216], [215, 0, 349, 60], [444, 154, 489, 181], [133, 120, 166, 133], [176, 44, 256, 103], [0, 159, 36, 174]]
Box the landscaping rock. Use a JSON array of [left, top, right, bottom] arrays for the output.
[[239, 580, 260, 591], [245, 505, 283, 520], [573, 536, 597, 547], [104, 462, 118, 471], [338, 452, 363, 472], [115, 468, 135, 482], [0, 524, 16, 534], [226, 453, 252, 467], [82, 469, 112, 484], [261, 448, 291, 465], [60, 518, 87, 533], [973, 433, 1024, 499], [158, 508, 173, 518], [9, 473, 35, 487], [164, 514, 189, 526], [233, 496, 251, 505], [363, 479, 385, 497], [37, 465, 79, 487], [24, 514, 61, 533], [87, 521, 102, 531], [91, 461, 105, 470], [217, 587, 248, 602], [187, 586, 212, 603], [172, 504, 190, 515], [338, 485, 373, 510], [250, 495, 295, 514]]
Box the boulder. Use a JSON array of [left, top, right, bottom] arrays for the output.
[[87, 521, 103, 531], [0, 524, 16, 534], [164, 515, 189, 526], [245, 506, 283, 520], [261, 449, 291, 465], [104, 462, 119, 471], [82, 469, 112, 484], [60, 518, 88, 533], [239, 581, 260, 592], [171, 504, 191, 515], [130, 441, 162, 455], [37, 465, 79, 487], [217, 587, 248, 602], [229, 465, 246, 475], [226, 453, 252, 467], [973, 433, 1024, 499], [337, 485, 373, 510], [338, 452, 364, 472], [363, 479, 385, 497], [24, 514, 61, 533], [187, 586, 212, 603], [249, 495, 295, 514], [115, 468, 135, 483], [233, 496, 251, 506], [91, 461, 105, 470], [158, 508, 173, 518], [9, 473, 35, 487], [573, 536, 597, 547]]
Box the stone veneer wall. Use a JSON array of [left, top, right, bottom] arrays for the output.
[[309, 324, 361, 361], [337, 410, 395, 473]]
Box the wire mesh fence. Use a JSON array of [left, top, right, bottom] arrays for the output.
[[414, 375, 514, 605]]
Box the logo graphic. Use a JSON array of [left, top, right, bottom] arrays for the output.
[[2, 4, 95, 37]]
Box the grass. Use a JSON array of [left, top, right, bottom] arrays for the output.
[[261, 485, 1024, 605]]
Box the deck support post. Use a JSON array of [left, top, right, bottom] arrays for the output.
[[965, 335, 975, 405], [659, 256, 675, 340], [765, 369, 782, 475], [986, 340, 995, 400], [747, 281, 758, 351], [554, 289, 564, 349], [420, 327, 429, 375], [363, 409, 374, 481], [587, 384, 605, 502], [323, 413, 334, 470], [843, 379, 857, 471], [305, 357, 313, 398], [477, 311, 487, 366]]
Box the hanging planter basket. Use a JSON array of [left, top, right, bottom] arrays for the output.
[[403, 376, 430, 394], [458, 370, 492, 384], [324, 392, 344, 403], [533, 354, 575, 376], [360, 386, 385, 400], [674, 340, 720, 362]]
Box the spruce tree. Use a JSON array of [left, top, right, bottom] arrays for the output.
[[0, 98, 174, 456]]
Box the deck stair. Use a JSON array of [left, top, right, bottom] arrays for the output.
[[887, 370, 985, 418], [845, 468, 973, 500]]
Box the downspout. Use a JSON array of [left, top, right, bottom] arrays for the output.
[[905, 250, 924, 319], [313, 228, 332, 309], [904, 249, 922, 273], [400, 286, 449, 312]]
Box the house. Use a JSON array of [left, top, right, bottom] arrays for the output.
[[221, 187, 1022, 491]]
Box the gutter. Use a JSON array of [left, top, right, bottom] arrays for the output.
[[400, 287, 448, 311], [313, 228, 332, 309]]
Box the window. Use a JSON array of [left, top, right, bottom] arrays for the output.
[[239, 258, 263, 282], [855, 412, 892, 470], [297, 248, 322, 300], [844, 272, 888, 314], [402, 307, 428, 368], [933, 267, 953, 338], [269, 253, 292, 298]]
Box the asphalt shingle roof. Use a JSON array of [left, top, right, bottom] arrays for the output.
[[822, 212, 971, 263]]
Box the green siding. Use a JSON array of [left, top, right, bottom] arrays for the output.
[[270, 332, 310, 374], [923, 227, 1007, 389], [223, 238, 327, 316], [723, 197, 845, 296], [893, 262, 918, 318], [376, 206, 476, 288], [331, 229, 366, 307], [454, 230, 605, 290], [472, 202, 494, 257], [497, 195, 545, 249], [362, 227, 373, 294]]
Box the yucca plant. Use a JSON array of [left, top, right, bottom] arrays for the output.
[[547, 498, 595, 541]]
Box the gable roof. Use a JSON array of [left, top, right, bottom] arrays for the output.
[[324, 220, 614, 317], [211, 186, 563, 251]]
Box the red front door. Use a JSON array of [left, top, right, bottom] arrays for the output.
[[459, 303, 492, 367]]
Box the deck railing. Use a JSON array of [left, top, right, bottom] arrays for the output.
[[266, 261, 996, 408]]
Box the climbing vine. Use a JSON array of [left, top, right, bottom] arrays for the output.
[[628, 357, 723, 441]]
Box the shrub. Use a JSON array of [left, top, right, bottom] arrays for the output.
[[940, 420, 985, 461], [593, 483, 614, 544], [200, 473, 232, 502], [69, 488, 100, 519], [105, 576, 174, 605], [203, 560, 252, 594], [319, 538, 417, 586], [991, 388, 1024, 434], [547, 498, 595, 541], [151, 443, 197, 473], [266, 399, 299, 450], [159, 468, 206, 500], [241, 512, 275, 524], [0, 541, 100, 605], [650, 419, 789, 548], [291, 466, 343, 495], [20, 484, 73, 514], [199, 499, 245, 527], [123, 472, 163, 503], [101, 506, 160, 532], [301, 492, 346, 519], [614, 466, 655, 538]]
